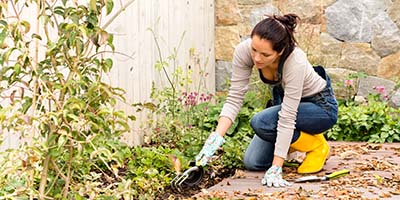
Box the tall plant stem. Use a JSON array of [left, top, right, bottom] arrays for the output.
[[149, 28, 176, 118], [62, 141, 73, 198], [35, 1, 46, 199], [39, 145, 51, 199]]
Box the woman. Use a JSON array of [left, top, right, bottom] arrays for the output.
[[195, 13, 338, 187]]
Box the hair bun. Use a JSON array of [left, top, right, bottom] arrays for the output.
[[284, 14, 300, 30], [275, 13, 300, 31]]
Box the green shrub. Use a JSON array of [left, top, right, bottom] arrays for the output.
[[127, 146, 185, 199], [327, 96, 400, 143]]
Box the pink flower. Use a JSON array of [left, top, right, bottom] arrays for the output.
[[344, 79, 354, 87], [373, 86, 386, 94]]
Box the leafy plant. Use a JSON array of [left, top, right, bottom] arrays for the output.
[[0, 0, 136, 198], [126, 146, 186, 199], [327, 96, 400, 143], [328, 71, 400, 143]]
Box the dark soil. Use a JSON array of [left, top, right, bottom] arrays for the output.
[[156, 167, 236, 199]]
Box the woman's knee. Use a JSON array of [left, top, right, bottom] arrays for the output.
[[243, 155, 261, 171], [250, 114, 260, 132], [250, 111, 275, 133], [250, 112, 278, 142], [251, 107, 279, 128], [243, 149, 268, 171]]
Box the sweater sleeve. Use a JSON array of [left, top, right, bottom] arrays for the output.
[[220, 39, 253, 122], [274, 50, 307, 159]]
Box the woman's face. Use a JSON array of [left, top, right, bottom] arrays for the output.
[[250, 35, 282, 69]]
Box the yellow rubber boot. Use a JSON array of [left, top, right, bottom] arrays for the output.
[[290, 132, 330, 174]]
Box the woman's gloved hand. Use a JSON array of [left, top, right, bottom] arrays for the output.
[[195, 132, 225, 166], [261, 165, 292, 187]]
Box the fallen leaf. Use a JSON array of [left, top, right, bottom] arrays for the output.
[[232, 169, 246, 179], [168, 155, 181, 174], [339, 150, 360, 160], [390, 190, 400, 195], [379, 192, 392, 198]]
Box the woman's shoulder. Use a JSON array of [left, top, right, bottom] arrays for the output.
[[286, 47, 308, 65], [233, 38, 253, 66], [235, 38, 252, 53], [291, 47, 307, 59]]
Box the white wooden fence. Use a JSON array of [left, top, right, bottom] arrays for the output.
[[0, 0, 215, 149], [108, 0, 215, 146]]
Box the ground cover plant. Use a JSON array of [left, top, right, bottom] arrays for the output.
[[327, 75, 400, 143]]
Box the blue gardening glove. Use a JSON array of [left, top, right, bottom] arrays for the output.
[[195, 132, 225, 166], [261, 165, 292, 187]]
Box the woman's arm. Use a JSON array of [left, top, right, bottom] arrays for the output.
[[272, 156, 285, 167], [215, 116, 233, 137], [195, 39, 253, 166]]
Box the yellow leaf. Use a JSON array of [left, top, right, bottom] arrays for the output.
[[373, 174, 383, 184], [89, 0, 97, 12]]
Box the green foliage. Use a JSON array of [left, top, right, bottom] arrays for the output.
[[328, 72, 400, 143], [0, 0, 137, 198], [127, 146, 185, 199], [327, 95, 400, 143]]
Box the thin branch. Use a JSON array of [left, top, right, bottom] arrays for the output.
[[102, 0, 136, 30], [88, 50, 136, 61], [45, 159, 66, 196], [62, 141, 73, 198], [148, 28, 175, 90]]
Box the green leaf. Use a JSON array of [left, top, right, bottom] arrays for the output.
[[128, 115, 136, 121], [0, 29, 6, 46], [107, 33, 115, 51], [113, 110, 126, 119], [21, 97, 32, 114], [20, 20, 31, 33], [0, 20, 7, 26], [58, 135, 67, 149], [75, 38, 84, 54], [48, 134, 58, 146], [103, 58, 113, 72], [3, 47, 17, 63], [31, 33, 42, 40], [67, 113, 80, 121], [87, 13, 99, 26], [106, 0, 114, 15], [14, 63, 21, 75]]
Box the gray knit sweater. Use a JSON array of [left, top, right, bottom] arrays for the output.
[[220, 38, 327, 159]]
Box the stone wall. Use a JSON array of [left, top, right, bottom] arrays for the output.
[[215, 0, 400, 107]]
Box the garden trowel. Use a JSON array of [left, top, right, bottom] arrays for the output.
[[294, 169, 350, 183], [170, 161, 204, 192]]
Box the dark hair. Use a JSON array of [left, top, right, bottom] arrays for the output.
[[251, 13, 300, 74]]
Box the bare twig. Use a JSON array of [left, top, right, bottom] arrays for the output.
[[102, 0, 136, 30]]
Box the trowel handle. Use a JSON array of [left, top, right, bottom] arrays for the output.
[[326, 169, 350, 180]]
